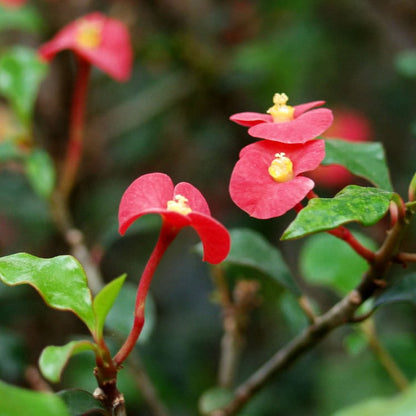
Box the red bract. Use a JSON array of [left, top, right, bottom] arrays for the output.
[[230, 93, 333, 143], [229, 139, 325, 219], [38, 12, 132, 82], [0, 0, 26, 8], [119, 173, 230, 264]]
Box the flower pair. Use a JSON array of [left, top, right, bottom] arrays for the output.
[[229, 93, 332, 219]]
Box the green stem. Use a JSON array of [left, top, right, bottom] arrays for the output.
[[59, 57, 91, 200], [113, 223, 178, 367]]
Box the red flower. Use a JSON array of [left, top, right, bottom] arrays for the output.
[[38, 12, 132, 82], [0, 0, 26, 8], [229, 139, 325, 219], [230, 93, 333, 143], [308, 109, 372, 189], [119, 173, 230, 264]]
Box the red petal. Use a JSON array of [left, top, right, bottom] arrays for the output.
[[229, 148, 315, 219], [174, 182, 211, 216], [118, 173, 174, 235], [248, 108, 333, 143], [189, 213, 230, 264], [294, 101, 325, 117], [38, 12, 132, 82], [229, 112, 272, 127]]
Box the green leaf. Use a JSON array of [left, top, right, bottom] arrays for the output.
[[323, 139, 393, 191], [24, 149, 56, 198], [105, 282, 156, 344], [39, 341, 97, 383], [199, 387, 233, 415], [282, 186, 395, 240], [0, 5, 44, 33], [0, 46, 48, 125], [57, 390, 107, 416], [0, 141, 22, 163], [300, 232, 376, 294], [0, 380, 71, 416], [0, 253, 96, 333], [221, 228, 300, 295], [332, 380, 416, 416], [395, 49, 416, 78], [93, 274, 126, 340], [374, 273, 416, 309]]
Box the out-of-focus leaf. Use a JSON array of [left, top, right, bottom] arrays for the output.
[[213, 228, 300, 295], [0, 253, 96, 333], [282, 186, 394, 240], [343, 330, 368, 357], [332, 381, 416, 416], [199, 387, 233, 415], [395, 49, 416, 78], [0, 47, 48, 125], [93, 274, 126, 340], [322, 139, 393, 191], [0, 380, 71, 416], [0, 329, 27, 382], [39, 341, 97, 383], [57, 389, 107, 416], [300, 232, 376, 295], [374, 273, 416, 309], [105, 281, 156, 344], [24, 149, 56, 198], [0, 141, 21, 162], [0, 5, 44, 33]]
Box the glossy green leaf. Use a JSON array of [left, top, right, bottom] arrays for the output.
[[282, 186, 395, 240], [39, 340, 97, 383], [323, 139, 393, 191], [0, 380, 71, 416], [105, 281, 156, 344], [221, 228, 300, 295], [199, 387, 233, 415], [24, 149, 56, 198], [0, 5, 44, 33], [0, 46, 48, 125], [333, 380, 416, 416], [57, 389, 107, 416], [300, 232, 376, 295], [93, 274, 126, 340], [374, 273, 416, 309], [0, 253, 96, 333]]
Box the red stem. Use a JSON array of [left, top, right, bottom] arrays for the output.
[[113, 223, 178, 367], [59, 57, 91, 199]]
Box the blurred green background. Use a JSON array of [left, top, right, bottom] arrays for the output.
[[1, 1, 416, 415]]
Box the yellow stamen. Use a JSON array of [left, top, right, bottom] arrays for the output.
[[75, 19, 103, 49], [267, 93, 295, 123], [166, 194, 192, 215], [268, 152, 294, 183]]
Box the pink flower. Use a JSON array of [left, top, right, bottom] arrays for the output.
[[308, 109, 372, 189], [229, 139, 325, 219], [119, 173, 230, 264], [230, 93, 333, 143], [38, 12, 132, 82]]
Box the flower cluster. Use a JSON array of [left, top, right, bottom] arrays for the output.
[[229, 93, 332, 218]]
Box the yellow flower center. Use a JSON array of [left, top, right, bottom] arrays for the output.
[[166, 194, 192, 215], [267, 93, 295, 123], [75, 20, 103, 49], [268, 152, 294, 183]]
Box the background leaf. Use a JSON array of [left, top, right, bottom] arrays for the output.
[[0, 5, 44, 33], [57, 389, 107, 416], [0, 46, 48, 125], [39, 341, 96, 383], [374, 273, 416, 309], [199, 387, 233, 415], [282, 186, 394, 240], [0, 253, 96, 333], [300, 232, 376, 295], [220, 228, 300, 295], [322, 139, 393, 191], [24, 149, 56, 198], [0, 380, 70, 416], [93, 274, 126, 340]]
